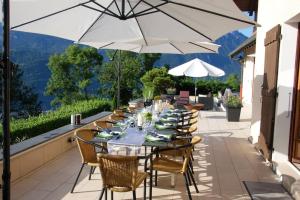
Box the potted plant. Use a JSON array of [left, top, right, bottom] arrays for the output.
[[143, 86, 154, 107], [226, 95, 243, 122], [166, 88, 176, 95]]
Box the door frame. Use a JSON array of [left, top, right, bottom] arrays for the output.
[[289, 23, 300, 163]]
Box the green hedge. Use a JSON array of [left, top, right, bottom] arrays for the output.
[[0, 99, 112, 144]]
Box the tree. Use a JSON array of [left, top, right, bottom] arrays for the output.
[[226, 74, 240, 92], [138, 53, 161, 72], [0, 63, 42, 117], [97, 51, 142, 107], [45, 45, 103, 107], [141, 67, 175, 96]]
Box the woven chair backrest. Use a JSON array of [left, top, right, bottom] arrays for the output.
[[189, 117, 198, 125], [113, 109, 125, 116], [99, 154, 139, 189], [189, 124, 197, 133], [191, 136, 202, 146], [110, 114, 125, 121], [74, 129, 97, 164], [94, 120, 111, 129], [191, 110, 199, 117], [181, 136, 202, 173]]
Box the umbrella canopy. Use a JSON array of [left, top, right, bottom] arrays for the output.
[[10, 0, 255, 44], [168, 58, 225, 77], [81, 41, 220, 54]]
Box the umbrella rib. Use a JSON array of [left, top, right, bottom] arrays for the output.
[[113, 0, 122, 16], [91, 1, 119, 17], [82, 5, 118, 18], [140, 0, 212, 41], [126, 0, 149, 45], [134, 10, 160, 18], [125, 0, 143, 17], [11, 1, 92, 29], [77, 0, 115, 42], [127, 1, 168, 18], [169, 43, 184, 54], [160, 0, 256, 26], [98, 42, 115, 49], [189, 42, 217, 53]]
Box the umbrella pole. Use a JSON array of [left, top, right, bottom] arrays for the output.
[[194, 79, 197, 104], [2, 0, 11, 199], [117, 51, 121, 109]]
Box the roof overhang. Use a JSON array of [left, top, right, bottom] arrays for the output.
[[229, 34, 256, 59], [233, 0, 258, 12]]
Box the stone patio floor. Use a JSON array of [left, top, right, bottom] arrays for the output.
[[10, 107, 279, 200]]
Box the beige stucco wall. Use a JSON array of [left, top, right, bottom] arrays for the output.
[[0, 114, 110, 183], [252, 0, 300, 163]]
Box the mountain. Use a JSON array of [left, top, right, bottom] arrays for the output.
[[155, 32, 246, 76], [0, 30, 247, 110]]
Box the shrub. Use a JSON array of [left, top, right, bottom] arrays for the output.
[[226, 96, 243, 108], [141, 67, 175, 96], [0, 99, 112, 144]]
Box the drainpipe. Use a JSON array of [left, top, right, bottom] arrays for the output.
[[2, 0, 11, 199]]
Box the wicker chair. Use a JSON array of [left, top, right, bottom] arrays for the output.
[[110, 114, 126, 121], [71, 129, 107, 193], [93, 120, 116, 130], [98, 154, 149, 200], [113, 109, 125, 116], [150, 136, 202, 200]]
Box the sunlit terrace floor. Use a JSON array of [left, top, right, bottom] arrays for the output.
[[10, 107, 279, 200]]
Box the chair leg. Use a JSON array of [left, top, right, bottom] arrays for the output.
[[111, 191, 113, 200], [105, 188, 107, 200], [188, 168, 199, 193], [143, 178, 147, 200], [89, 166, 94, 180], [144, 146, 147, 156], [149, 169, 153, 200], [133, 190, 136, 200], [191, 153, 194, 161], [92, 166, 96, 174], [155, 170, 158, 186], [71, 163, 85, 193], [183, 173, 192, 200], [99, 187, 106, 200], [189, 160, 194, 174], [186, 169, 192, 186]]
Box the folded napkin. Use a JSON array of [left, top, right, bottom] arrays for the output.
[[96, 130, 124, 140], [145, 132, 172, 142], [96, 131, 114, 139], [155, 122, 176, 130], [112, 122, 127, 127], [160, 116, 178, 122]]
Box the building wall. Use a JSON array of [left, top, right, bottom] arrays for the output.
[[242, 56, 254, 106], [252, 0, 300, 162]]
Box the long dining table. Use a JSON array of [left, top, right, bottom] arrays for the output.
[[91, 107, 193, 189]]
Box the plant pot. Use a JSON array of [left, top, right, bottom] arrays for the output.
[[226, 107, 241, 122], [144, 100, 152, 107]]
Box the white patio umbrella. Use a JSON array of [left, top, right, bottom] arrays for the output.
[[10, 0, 256, 44], [81, 41, 221, 54], [168, 58, 225, 102]]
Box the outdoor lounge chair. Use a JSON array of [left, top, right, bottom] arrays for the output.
[[98, 154, 149, 200], [176, 91, 190, 106], [72, 129, 107, 193]]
